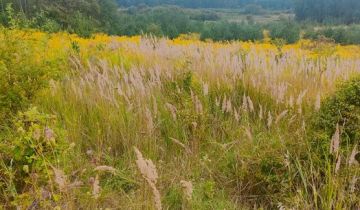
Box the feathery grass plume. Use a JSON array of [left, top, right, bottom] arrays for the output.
[[194, 95, 204, 114], [180, 180, 193, 200], [170, 137, 192, 154], [234, 109, 240, 122], [247, 96, 254, 112], [296, 90, 307, 114], [165, 103, 177, 120], [267, 111, 273, 128], [275, 110, 288, 124], [330, 124, 340, 155], [348, 145, 358, 166], [259, 104, 263, 120], [335, 155, 341, 174], [226, 99, 232, 113], [134, 147, 162, 210], [203, 82, 209, 96], [91, 175, 100, 199], [244, 126, 253, 142], [242, 94, 248, 111]]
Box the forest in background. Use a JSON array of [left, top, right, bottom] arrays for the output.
[[0, 0, 360, 44], [116, 0, 293, 9]]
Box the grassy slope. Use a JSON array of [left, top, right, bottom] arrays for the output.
[[0, 29, 359, 209]]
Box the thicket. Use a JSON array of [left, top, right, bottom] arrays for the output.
[[304, 25, 360, 45]]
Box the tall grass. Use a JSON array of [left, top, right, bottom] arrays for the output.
[[1, 29, 359, 209]]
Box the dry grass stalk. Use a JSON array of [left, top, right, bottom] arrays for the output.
[[226, 99, 232, 113], [335, 155, 341, 174], [242, 94, 248, 111], [194, 95, 204, 114], [330, 124, 340, 155], [348, 145, 358, 166], [170, 137, 192, 154], [275, 110, 288, 124], [165, 103, 177, 120], [259, 104, 263, 120], [92, 175, 100, 199], [244, 126, 253, 142], [234, 109, 240, 122], [134, 147, 162, 210], [247, 96, 254, 112]]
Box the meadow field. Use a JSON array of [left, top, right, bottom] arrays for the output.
[[0, 29, 359, 209]]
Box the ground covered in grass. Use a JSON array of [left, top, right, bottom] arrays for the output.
[[0, 28, 359, 209]]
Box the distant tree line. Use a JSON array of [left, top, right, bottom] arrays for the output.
[[105, 6, 301, 43], [295, 0, 360, 24], [116, 0, 293, 10], [0, 2, 299, 43], [1, 0, 360, 45]]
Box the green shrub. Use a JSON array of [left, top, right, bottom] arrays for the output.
[[0, 107, 72, 207], [304, 25, 360, 45], [310, 76, 360, 153], [0, 29, 64, 123], [268, 20, 300, 44]]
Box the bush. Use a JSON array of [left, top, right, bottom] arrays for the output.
[[200, 22, 263, 42], [304, 25, 360, 45], [268, 20, 300, 44], [0, 107, 72, 207], [310, 76, 360, 153], [0, 29, 66, 124]]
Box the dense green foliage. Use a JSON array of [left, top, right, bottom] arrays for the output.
[[0, 0, 121, 36], [268, 19, 300, 43], [304, 25, 360, 45], [295, 0, 360, 24], [310, 77, 360, 152], [0, 30, 64, 123], [200, 21, 263, 41]]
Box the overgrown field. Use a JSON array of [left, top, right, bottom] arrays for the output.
[[0, 28, 359, 209]]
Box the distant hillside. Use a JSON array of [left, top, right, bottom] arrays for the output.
[[116, 0, 294, 10]]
